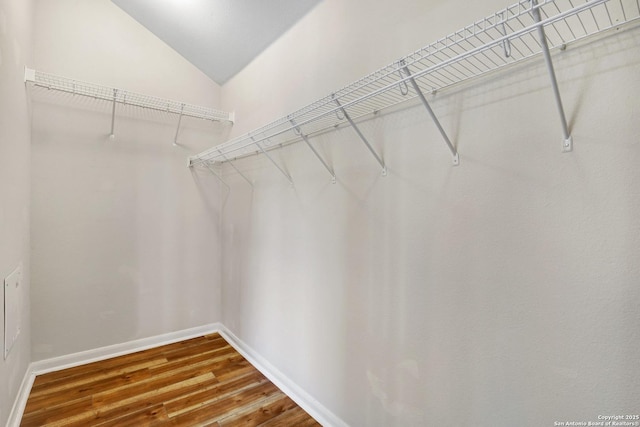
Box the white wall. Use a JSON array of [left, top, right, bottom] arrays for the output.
[[29, 0, 227, 360], [220, 0, 640, 425], [0, 0, 33, 424]]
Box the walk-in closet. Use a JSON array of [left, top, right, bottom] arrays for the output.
[[1, 0, 639, 425]]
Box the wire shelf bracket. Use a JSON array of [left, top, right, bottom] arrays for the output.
[[109, 88, 117, 138], [174, 103, 185, 145], [531, 0, 573, 152], [188, 0, 640, 181], [251, 136, 294, 186], [400, 60, 460, 166], [204, 163, 230, 189], [219, 149, 254, 187], [290, 118, 336, 184], [333, 94, 387, 176]]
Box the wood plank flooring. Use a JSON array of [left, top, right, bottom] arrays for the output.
[[21, 333, 320, 426]]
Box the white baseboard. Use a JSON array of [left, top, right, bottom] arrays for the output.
[[6, 322, 348, 427], [218, 325, 349, 427], [30, 323, 222, 376], [6, 323, 221, 427], [6, 368, 36, 427]]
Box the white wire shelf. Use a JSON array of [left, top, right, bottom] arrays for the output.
[[24, 68, 234, 123], [189, 0, 640, 174]]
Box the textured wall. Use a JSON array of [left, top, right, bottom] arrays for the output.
[[219, 0, 640, 425], [29, 0, 227, 361], [0, 0, 33, 424]]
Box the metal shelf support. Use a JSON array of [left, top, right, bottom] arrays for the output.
[[401, 62, 460, 166], [188, 0, 639, 178], [290, 118, 336, 184], [174, 103, 185, 145], [204, 163, 229, 189], [251, 136, 294, 186], [109, 89, 117, 138], [531, 0, 573, 152], [218, 149, 254, 187], [333, 95, 387, 176]]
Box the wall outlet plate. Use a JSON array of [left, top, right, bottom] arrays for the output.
[[4, 264, 22, 359]]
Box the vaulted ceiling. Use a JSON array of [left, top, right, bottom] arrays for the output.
[[111, 0, 322, 85]]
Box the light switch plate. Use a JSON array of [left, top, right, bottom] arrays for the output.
[[4, 264, 22, 359]]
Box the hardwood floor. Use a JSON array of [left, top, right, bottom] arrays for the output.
[[21, 333, 320, 426]]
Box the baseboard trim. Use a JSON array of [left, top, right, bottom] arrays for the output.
[[6, 367, 36, 427], [7, 322, 348, 427], [6, 323, 221, 427], [30, 323, 222, 376], [218, 325, 349, 427]]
